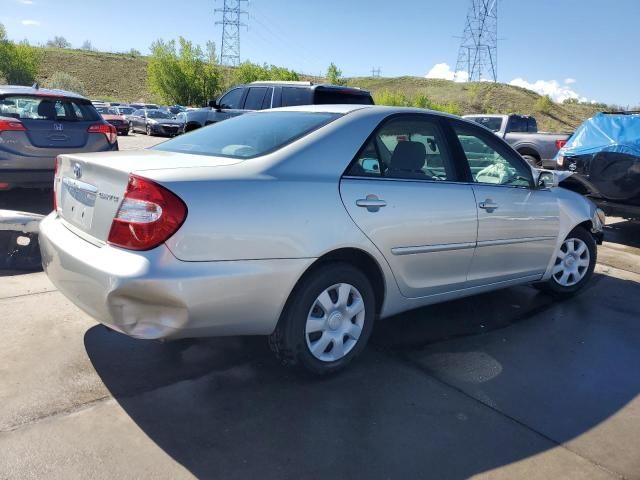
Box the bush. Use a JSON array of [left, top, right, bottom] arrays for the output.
[[535, 95, 554, 114], [0, 23, 40, 85], [45, 72, 87, 96], [148, 37, 223, 106], [46, 36, 71, 49], [232, 61, 299, 85], [374, 90, 410, 106], [326, 62, 345, 86]]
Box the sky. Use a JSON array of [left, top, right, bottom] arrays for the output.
[[2, 0, 639, 106]]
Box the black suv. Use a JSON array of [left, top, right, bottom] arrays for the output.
[[181, 81, 374, 133]]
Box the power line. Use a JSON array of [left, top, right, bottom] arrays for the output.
[[454, 0, 498, 82], [215, 0, 248, 66]]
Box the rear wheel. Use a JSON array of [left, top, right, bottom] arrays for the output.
[[535, 226, 596, 296], [269, 263, 375, 375], [145, 124, 152, 136]]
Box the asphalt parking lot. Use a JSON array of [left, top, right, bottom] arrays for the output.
[[1, 134, 639, 479]]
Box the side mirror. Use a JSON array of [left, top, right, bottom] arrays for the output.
[[537, 171, 555, 189], [208, 99, 221, 111], [361, 158, 380, 173]]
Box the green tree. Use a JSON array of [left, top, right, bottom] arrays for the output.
[[45, 72, 87, 95], [535, 95, 554, 114], [46, 36, 71, 49], [128, 48, 141, 57], [326, 62, 346, 85], [0, 23, 40, 85], [81, 40, 93, 51], [373, 90, 410, 106], [232, 61, 299, 85], [148, 37, 223, 106]]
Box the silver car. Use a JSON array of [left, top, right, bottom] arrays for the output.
[[39, 105, 604, 374]]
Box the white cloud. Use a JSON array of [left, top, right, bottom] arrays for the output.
[[18, 0, 34, 4], [509, 78, 587, 103], [564, 78, 576, 85], [425, 63, 469, 83], [21, 19, 40, 26]]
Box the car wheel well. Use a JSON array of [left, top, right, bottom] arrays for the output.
[[289, 248, 385, 317], [559, 177, 590, 195], [185, 122, 202, 132], [517, 148, 540, 160], [576, 219, 594, 233]]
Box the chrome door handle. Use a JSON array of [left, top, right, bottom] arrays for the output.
[[479, 201, 499, 210], [356, 195, 386, 212]]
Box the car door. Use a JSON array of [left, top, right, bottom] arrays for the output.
[[448, 119, 560, 285], [340, 114, 478, 298], [131, 110, 143, 131]]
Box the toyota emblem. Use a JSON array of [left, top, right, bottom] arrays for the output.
[[73, 163, 82, 179]]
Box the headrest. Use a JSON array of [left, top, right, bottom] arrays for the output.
[[37, 100, 57, 119], [390, 141, 426, 171]]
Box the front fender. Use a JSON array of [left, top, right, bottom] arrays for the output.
[[541, 188, 602, 280]]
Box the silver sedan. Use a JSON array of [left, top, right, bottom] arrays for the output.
[[39, 105, 604, 374]]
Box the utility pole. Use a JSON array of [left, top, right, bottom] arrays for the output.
[[454, 0, 498, 82], [215, 0, 248, 66]]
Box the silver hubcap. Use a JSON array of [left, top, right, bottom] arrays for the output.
[[552, 237, 590, 287], [305, 283, 366, 362]]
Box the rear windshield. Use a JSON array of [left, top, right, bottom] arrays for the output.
[[153, 111, 341, 159], [467, 116, 503, 132], [0, 95, 100, 122], [314, 90, 374, 105]]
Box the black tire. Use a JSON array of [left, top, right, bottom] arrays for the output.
[[534, 226, 597, 297], [269, 263, 376, 375], [145, 124, 152, 136], [522, 154, 542, 168]]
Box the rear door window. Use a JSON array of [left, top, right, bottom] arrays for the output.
[[507, 116, 528, 133], [0, 95, 99, 122]]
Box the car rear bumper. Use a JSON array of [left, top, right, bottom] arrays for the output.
[[0, 169, 54, 190], [39, 213, 313, 340]]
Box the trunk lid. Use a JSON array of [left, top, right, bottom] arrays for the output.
[[21, 118, 92, 148], [55, 150, 242, 243]]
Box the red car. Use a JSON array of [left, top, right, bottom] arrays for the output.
[[96, 106, 129, 135]]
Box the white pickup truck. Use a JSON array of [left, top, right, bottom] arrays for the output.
[[463, 114, 570, 169]]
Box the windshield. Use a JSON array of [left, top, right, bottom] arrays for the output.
[[153, 111, 341, 159], [147, 110, 172, 119], [0, 95, 100, 122], [467, 116, 503, 133], [117, 107, 134, 114]]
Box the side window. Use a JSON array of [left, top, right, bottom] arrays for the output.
[[527, 116, 538, 132], [243, 87, 267, 110], [262, 88, 273, 109], [281, 87, 309, 107], [219, 88, 244, 109], [453, 122, 533, 188], [347, 116, 456, 181]]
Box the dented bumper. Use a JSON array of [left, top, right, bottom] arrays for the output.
[[39, 213, 313, 340]]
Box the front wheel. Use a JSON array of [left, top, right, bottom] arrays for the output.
[[269, 263, 376, 375], [145, 124, 152, 136], [534, 226, 596, 296]]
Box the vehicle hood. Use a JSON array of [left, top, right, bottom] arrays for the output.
[[60, 149, 243, 173], [102, 114, 126, 121]]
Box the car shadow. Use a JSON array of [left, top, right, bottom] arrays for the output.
[[85, 272, 640, 479], [604, 219, 640, 249]]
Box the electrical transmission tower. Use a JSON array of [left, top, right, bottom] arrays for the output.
[[215, 0, 248, 66], [454, 0, 498, 82], [371, 67, 381, 78]]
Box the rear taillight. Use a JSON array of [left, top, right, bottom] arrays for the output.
[[555, 139, 567, 150], [87, 123, 117, 144], [107, 174, 187, 251], [0, 120, 26, 132]]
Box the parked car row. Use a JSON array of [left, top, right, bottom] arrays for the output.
[[92, 100, 187, 137]]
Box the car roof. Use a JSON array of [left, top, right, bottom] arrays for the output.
[[247, 81, 369, 94], [268, 104, 465, 120], [0, 85, 88, 100]]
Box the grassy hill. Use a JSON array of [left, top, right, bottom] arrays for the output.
[[37, 48, 602, 131]]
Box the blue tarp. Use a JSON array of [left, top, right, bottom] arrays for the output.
[[558, 112, 640, 158]]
